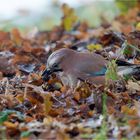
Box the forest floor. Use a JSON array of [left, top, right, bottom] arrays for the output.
[[0, 4, 140, 140]]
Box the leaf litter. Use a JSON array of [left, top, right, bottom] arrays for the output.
[[0, 3, 140, 140]]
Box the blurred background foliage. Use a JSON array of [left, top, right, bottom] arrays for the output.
[[115, 0, 138, 13], [0, 0, 139, 31]]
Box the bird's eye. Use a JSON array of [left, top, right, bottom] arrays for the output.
[[52, 63, 58, 68]]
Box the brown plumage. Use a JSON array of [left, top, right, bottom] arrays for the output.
[[42, 48, 140, 88]]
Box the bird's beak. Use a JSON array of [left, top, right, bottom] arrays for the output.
[[41, 68, 52, 81], [41, 67, 63, 81]]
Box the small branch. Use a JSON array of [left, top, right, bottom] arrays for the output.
[[5, 78, 9, 95]]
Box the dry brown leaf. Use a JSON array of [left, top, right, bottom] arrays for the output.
[[3, 121, 18, 129], [128, 119, 140, 128], [11, 28, 23, 46], [127, 80, 140, 91], [26, 91, 44, 104], [44, 94, 53, 115], [121, 105, 137, 116], [48, 108, 64, 117], [22, 41, 33, 53], [12, 55, 32, 64]]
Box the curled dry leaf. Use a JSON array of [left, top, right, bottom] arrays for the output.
[[127, 80, 140, 91]]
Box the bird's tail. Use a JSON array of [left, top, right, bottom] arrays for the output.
[[118, 65, 140, 80]]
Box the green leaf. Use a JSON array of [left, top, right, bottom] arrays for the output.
[[122, 41, 140, 58], [105, 60, 119, 81], [21, 131, 31, 138], [0, 110, 24, 124], [123, 46, 132, 56], [115, 0, 137, 13], [123, 75, 132, 81], [0, 112, 8, 124]]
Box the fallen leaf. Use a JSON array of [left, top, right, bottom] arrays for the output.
[[11, 28, 23, 46], [3, 121, 18, 129], [121, 105, 137, 116], [87, 44, 102, 51], [44, 94, 53, 115], [61, 4, 78, 31], [127, 80, 140, 91]]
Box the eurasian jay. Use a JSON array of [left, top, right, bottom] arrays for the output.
[[42, 48, 140, 88]]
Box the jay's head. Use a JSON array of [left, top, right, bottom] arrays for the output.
[[42, 48, 73, 81]]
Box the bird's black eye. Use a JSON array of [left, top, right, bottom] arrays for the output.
[[51, 63, 63, 72], [52, 63, 58, 68]]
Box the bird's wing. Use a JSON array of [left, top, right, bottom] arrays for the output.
[[73, 52, 108, 77]]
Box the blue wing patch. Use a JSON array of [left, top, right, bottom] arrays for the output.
[[88, 67, 107, 76]]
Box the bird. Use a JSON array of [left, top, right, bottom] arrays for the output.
[[42, 48, 140, 88]]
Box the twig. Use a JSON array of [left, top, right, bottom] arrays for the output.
[[24, 85, 27, 99], [5, 78, 9, 95]]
